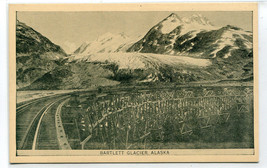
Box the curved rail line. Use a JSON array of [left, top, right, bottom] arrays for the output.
[[16, 93, 74, 115], [18, 100, 54, 149], [16, 98, 45, 115], [18, 96, 70, 150]]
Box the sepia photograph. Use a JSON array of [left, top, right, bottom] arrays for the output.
[[9, 3, 258, 163]]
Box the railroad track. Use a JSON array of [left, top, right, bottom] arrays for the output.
[[16, 98, 45, 115], [16, 94, 69, 115], [16, 96, 70, 150]]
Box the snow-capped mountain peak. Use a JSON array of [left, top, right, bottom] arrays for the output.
[[127, 13, 252, 60], [157, 13, 183, 34], [156, 13, 214, 34], [184, 14, 213, 26], [73, 32, 140, 55], [96, 32, 130, 42], [164, 13, 182, 21]]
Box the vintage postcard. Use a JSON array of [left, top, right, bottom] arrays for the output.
[[9, 3, 258, 163]]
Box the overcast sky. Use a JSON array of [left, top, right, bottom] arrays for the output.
[[17, 11, 252, 54]]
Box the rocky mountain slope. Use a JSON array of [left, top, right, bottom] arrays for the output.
[[16, 20, 66, 59], [16, 20, 67, 88], [127, 13, 252, 59]]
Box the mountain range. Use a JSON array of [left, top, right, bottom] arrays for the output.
[[16, 13, 253, 90], [127, 13, 252, 59]]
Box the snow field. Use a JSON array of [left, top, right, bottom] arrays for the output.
[[70, 52, 212, 70]]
